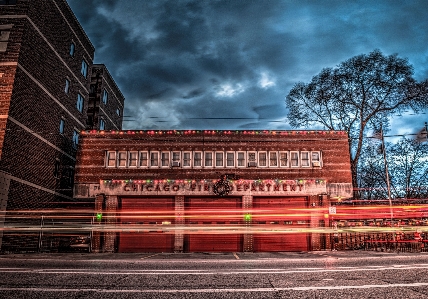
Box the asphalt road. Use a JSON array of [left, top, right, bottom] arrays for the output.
[[1, 250, 428, 298]]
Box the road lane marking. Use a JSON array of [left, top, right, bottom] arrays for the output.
[[2, 264, 428, 275], [140, 253, 160, 260], [2, 282, 428, 293]]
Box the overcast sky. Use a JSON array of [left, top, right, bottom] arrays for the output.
[[67, 0, 428, 137]]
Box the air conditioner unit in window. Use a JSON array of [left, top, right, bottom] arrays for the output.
[[312, 161, 321, 167], [171, 161, 180, 167], [248, 161, 257, 167]]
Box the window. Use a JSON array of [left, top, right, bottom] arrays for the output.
[[72, 130, 79, 148], [235, 152, 245, 167], [102, 89, 108, 104], [215, 152, 224, 167], [312, 151, 321, 167], [248, 152, 257, 167], [193, 151, 202, 167], [269, 152, 278, 167], [66, 166, 74, 188], [76, 93, 84, 112], [59, 119, 65, 134], [69, 42, 75, 56], [172, 152, 181, 167], [258, 152, 267, 167], [290, 151, 299, 167], [279, 151, 288, 167], [139, 151, 148, 167], [301, 151, 310, 167], [117, 151, 127, 167], [64, 79, 70, 94], [128, 151, 138, 167], [150, 152, 159, 167], [116, 108, 121, 116], [54, 159, 60, 179], [106, 151, 116, 167], [226, 152, 234, 167], [99, 119, 105, 130], [81, 59, 88, 78], [0, 0, 17, 5], [161, 152, 170, 167], [183, 152, 191, 167], [204, 152, 213, 167]]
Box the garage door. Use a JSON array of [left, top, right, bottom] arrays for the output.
[[185, 197, 242, 252], [253, 197, 309, 252], [119, 197, 175, 253]]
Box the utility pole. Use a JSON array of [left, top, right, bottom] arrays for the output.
[[380, 125, 394, 226]]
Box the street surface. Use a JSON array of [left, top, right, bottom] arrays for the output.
[[1, 251, 428, 298]]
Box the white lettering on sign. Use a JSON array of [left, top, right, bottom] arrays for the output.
[[83, 180, 328, 197]]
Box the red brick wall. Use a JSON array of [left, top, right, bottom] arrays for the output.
[[0, 0, 96, 252], [75, 130, 352, 184], [89, 65, 125, 131]]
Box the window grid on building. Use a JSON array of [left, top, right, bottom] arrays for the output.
[[226, 152, 234, 167], [117, 151, 127, 167], [139, 151, 148, 167], [100, 119, 105, 130], [102, 89, 108, 104], [183, 152, 191, 167], [128, 151, 138, 167], [161, 152, 170, 167], [237, 152, 246, 167], [279, 151, 288, 167], [215, 152, 224, 167], [106, 151, 116, 167], [72, 130, 79, 148], [81, 59, 88, 78], [150, 152, 159, 167], [204, 152, 213, 167], [194, 151, 202, 167], [65, 79, 70, 94], [76, 93, 84, 112], [104, 150, 322, 169], [269, 152, 278, 167], [59, 119, 65, 134], [172, 152, 180, 167], [312, 151, 321, 167], [301, 151, 310, 167], [258, 152, 267, 167], [69, 42, 75, 56], [54, 159, 60, 179], [290, 151, 299, 167]]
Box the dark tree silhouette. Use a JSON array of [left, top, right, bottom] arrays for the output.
[[389, 138, 428, 200], [358, 138, 428, 200], [285, 50, 428, 196]]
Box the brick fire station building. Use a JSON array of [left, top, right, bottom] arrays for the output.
[[0, 0, 124, 252], [74, 129, 353, 253]]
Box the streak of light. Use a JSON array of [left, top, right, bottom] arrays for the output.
[[1, 224, 428, 235]]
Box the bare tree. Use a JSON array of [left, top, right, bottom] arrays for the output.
[[356, 142, 386, 200], [355, 137, 428, 201], [285, 50, 428, 196], [388, 138, 428, 200]]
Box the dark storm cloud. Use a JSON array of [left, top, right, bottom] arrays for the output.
[[67, 0, 428, 135]]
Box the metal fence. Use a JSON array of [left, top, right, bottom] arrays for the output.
[[332, 232, 427, 253]]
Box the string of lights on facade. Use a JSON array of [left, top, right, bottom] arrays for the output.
[[81, 130, 347, 136], [101, 179, 326, 185]]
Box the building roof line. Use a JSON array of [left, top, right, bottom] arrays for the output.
[[92, 64, 125, 103]]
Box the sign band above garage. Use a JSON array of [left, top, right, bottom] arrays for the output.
[[90, 178, 330, 197]]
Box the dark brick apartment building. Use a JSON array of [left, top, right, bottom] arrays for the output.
[[0, 0, 124, 252], [74, 130, 353, 253]]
